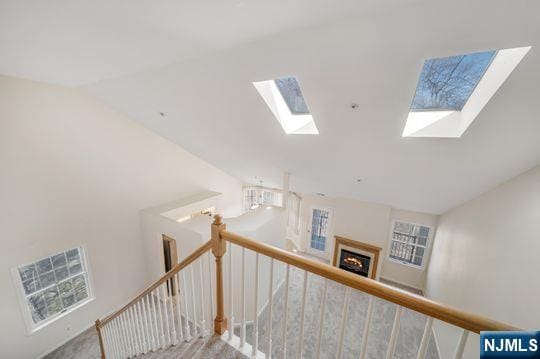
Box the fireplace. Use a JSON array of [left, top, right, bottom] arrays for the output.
[[339, 249, 371, 277], [332, 236, 381, 279]]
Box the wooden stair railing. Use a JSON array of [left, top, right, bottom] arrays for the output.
[[95, 214, 518, 359]]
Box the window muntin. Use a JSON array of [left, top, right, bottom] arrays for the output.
[[16, 247, 92, 329], [388, 221, 430, 268], [243, 186, 283, 212], [310, 208, 330, 251], [411, 50, 496, 111], [274, 76, 310, 114]]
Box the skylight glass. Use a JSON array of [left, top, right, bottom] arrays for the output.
[[411, 50, 496, 111], [402, 46, 531, 138], [274, 76, 310, 114], [253, 75, 318, 135]]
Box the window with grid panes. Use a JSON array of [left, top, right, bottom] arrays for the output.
[[388, 221, 430, 268]]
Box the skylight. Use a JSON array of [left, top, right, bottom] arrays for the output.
[[411, 51, 496, 111], [403, 46, 531, 138], [274, 77, 310, 114], [253, 76, 319, 135]]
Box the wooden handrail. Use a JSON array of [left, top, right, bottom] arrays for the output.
[[220, 230, 519, 334], [98, 239, 213, 328]]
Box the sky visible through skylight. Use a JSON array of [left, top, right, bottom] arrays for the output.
[[274, 76, 310, 114], [411, 50, 497, 111]]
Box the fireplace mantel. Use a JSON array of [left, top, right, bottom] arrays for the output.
[[332, 235, 382, 280]]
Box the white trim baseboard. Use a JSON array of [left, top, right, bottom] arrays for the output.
[[380, 276, 424, 294]]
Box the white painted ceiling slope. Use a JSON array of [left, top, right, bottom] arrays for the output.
[[2, 0, 539, 214]]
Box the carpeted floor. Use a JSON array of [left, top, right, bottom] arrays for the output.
[[235, 265, 439, 359]]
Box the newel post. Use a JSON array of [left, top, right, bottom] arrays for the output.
[[95, 319, 106, 359], [211, 214, 228, 334]]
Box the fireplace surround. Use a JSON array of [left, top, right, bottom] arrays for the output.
[[332, 235, 381, 279]]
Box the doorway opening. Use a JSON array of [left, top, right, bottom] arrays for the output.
[[162, 234, 178, 295]]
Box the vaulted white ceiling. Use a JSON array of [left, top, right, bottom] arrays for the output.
[[2, 0, 539, 214]]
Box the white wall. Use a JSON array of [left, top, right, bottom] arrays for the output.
[[0, 75, 243, 359], [425, 166, 540, 359], [298, 194, 438, 289]]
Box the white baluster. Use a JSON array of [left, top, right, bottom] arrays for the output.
[[121, 312, 134, 357], [136, 301, 148, 353], [337, 288, 352, 359], [155, 288, 166, 348], [113, 318, 126, 358], [160, 284, 172, 346], [174, 273, 184, 341], [141, 297, 152, 351], [199, 258, 207, 337], [297, 270, 308, 359], [166, 280, 178, 344], [315, 279, 329, 359], [102, 325, 113, 359], [267, 258, 275, 359], [107, 323, 119, 359], [129, 306, 141, 355], [177, 272, 190, 341], [117, 317, 129, 358], [190, 265, 198, 336], [151, 290, 161, 350], [416, 317, 434, 359], [144, 295, 156, 351], [207, 251, 215, 324], [228, 241, 234, 340], [453, 329, 469, 359], [359, 296, 374, 359], [282, 264, 290, 358], [108, 324, 119, 359], [111, 322, 121, 359], [386, 306, 403, 359], [181, 270, 192, 340], [252, 253, 260, 358], [240, 247, 246, 347]]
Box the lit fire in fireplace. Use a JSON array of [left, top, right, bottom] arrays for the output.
[[344, 256, 363, 268]]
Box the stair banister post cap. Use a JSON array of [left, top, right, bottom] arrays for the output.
[[213, 214, 223, 225]]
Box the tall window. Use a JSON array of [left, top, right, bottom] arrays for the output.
[[243, 186, 283, 212], [388, 221, 431, 268], [14, 247, 93, 332]]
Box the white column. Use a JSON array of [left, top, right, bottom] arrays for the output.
[[282, 171, 290, 209]]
